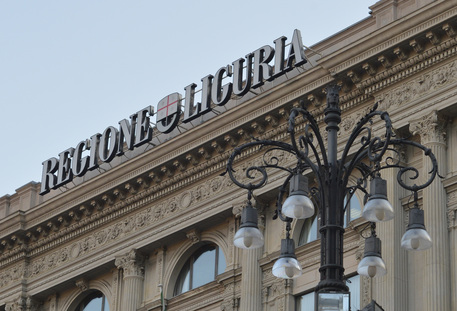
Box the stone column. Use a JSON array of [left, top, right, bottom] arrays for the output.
[[410, 111, 451, 311], [239, 203, 264, 310], [239, 247, 263, 310], [374, 147, 408, 310], [446, 190, 457, 311], [115, 249, 145, 311]]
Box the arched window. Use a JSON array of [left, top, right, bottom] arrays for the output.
[[298, 212, 319, 246], [298, 194, 362, 246], [76, 291, 109, 311], [344, 194, 362, 227], [174, 244, 226, 296]]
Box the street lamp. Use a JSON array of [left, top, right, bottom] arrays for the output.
[[224, 84, 439, 310]]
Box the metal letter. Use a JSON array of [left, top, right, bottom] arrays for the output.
[[252, 45, 274, 88], [88, 133, 101, 170], [118, 116, 136, 155], [99, 126, 119, 163], [72, 140, 89, 177], [211, 65, 233, 106], [272, 36, 287, 78], [134, 106, 153, 147], [232, 55, 253, 96], [284, 29, 307, 71], [200, 74, 213, 113], [40, 157, 59, 195], [56, 147, 75, 187], [183, 83, 199, 123]]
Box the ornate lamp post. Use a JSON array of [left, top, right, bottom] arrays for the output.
[[225, 84, 439, 310]]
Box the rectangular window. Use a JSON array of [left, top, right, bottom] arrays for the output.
[[296, 275, 360, 311]]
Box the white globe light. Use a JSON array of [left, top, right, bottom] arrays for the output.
[[362, 198, 394, 222], [401, 228, 432, 251], [233, 227, 264, 249], [358, 235, 387, 278], [272, 257, 302, 279], [401, 208, 432, 251], [357, 255, 387, 278], [282, 194, 315, 219], [362, 176, 394, 222]]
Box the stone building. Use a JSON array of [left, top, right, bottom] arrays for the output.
[[1, 0, 457, 310]]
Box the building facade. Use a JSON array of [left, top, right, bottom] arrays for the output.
[[1, 0, 457, 310]]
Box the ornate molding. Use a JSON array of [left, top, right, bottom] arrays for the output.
[[409, 110, 448, 145], [186, 229, 201, 245], [5, 295, 41, 311], [376, 60, 457, 112], [447, 190, 457, 229], [115, 249, 145, 278], [0, 262, 25, 289], [75, 278, 89, 292]]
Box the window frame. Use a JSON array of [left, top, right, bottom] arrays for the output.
[[296, 274, 360, 311], [76, 291, 109, 311], [173, 244, 226, 296]]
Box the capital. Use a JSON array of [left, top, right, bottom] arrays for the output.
[[409, 110, 448, 145], [115, 249, 145, 278]]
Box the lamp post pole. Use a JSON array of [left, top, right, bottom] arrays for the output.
[[316, 85, 348, 294]]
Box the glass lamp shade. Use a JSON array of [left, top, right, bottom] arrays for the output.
[[233, 227, 264, 249], [362, 176, 394, 222], [282, 174, 314, 219], [401, 208, 432, 251], [357, 255, 387, 278], [282, 194, 315, 219], [233, 203, 264, 249], [357, 236, 387, 278], [401, 228, 432, 251], [272, 238, 302, 279], [272, 257, 302, 279], [362, 198, 394, 222]]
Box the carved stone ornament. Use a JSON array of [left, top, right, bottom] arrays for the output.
[[115, 249, 145, 278], [76, 278, 89, 292], [376, 60, 457, 112], [409, 110, 448, 145], [447, 190, 457, 229], [186, 229, 201, 245], [22, 175, 230, 281], [0, 262, 25, 289], [5, 295, 41, 311]]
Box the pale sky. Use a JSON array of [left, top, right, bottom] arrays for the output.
[[0, 1, 373, 197]]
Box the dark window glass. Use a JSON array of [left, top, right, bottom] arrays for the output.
[[344, 194, 362, 228], [296, 275, 360, 311], [174, 244, 226, 296], [298, 213, 319, 246]]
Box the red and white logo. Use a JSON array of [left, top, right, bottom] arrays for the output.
[[157, 93, 181, 122]]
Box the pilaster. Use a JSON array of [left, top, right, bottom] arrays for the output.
[[446, 188, 457, 311], [410, 111, 451, 311], [239, 202, 264, 310], [115, 249, 146, 311], [374, 147, 408, 310]]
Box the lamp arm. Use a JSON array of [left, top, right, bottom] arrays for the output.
[[341, 138, 439, 199], [288, 107, 329, 168], [389, 139, 439, 192], [274, 173, 294, 222], [340, 105, 393, 177], [225, 139, 320, 192]]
